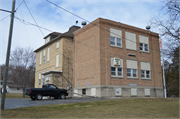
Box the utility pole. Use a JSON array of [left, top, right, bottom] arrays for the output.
[[1, 0, 16, 110]]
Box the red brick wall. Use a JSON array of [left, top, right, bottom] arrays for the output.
[[74, 18, 163, 88], [74, 19, 101, 88]]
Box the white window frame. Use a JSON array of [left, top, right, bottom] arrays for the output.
[[127, 68, 138, 78], [139, 43, 149, 52], [39, 52, 42, 65], [111, 58, 123, 77], [56, 42, 59, 49], [110, 36, 122, 47], [141, 70, 151, 79], [111, 67, 123, 77], [39, 73, 41, 86], [43, 50, 46, 63], [47, 47, 50, 62], [56, 54, 59, 67]]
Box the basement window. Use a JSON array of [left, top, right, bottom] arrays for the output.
[[82, 89, 86, 95]]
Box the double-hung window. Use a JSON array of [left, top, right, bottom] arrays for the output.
[[139, 35, 149, 52], [111, 58, 123, 77], [56, 42, 59, 49], [56, 54, 59, 67], [42, 72, 44, 85], [110, 28, 122, 47], [125, 32, 136, 50], [47, 47, 50, 62], [43, 50, 46, 63], [39, 73, 41, 86], [126, 60, 138, 78], [141, 62, 151, 79], [39, 52, 42, 65]]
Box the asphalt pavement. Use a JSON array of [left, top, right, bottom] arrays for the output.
[[1, 97, 121, 109]]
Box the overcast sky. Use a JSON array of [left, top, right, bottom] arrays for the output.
[[0, 0, 164, 65]]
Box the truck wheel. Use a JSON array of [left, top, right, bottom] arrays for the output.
[[37, 94, 42, 100], [31, 96, 36, 100], [60, 93, 66, 99]]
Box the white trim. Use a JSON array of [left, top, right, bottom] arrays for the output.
[[47, 47, 50, 62], [39, 52, 42, 65], [56, 54, 59, 67]]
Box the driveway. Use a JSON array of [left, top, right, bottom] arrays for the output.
[[1, 97, 121, 109]]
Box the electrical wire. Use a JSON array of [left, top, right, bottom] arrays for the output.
[[24, 0, 44, 36], [14, 16, 53, 32], [46, 0, 161, 53], [15, 0, 24, 11], [20, 5, 31, 46], [0, 15, 10, 21]]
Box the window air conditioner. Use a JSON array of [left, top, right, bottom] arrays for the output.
[[113, 58, 121, 66]]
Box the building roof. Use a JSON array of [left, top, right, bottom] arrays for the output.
[[43, 32, 62, 39], [41, 70, 63, 76], [34, 25, 81, 52]]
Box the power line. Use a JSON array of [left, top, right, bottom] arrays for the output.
[[15, 0, 24, 11], [24, 0, 44, 36], [46, 0, 161, 53], [14, 16, 53, 32], [20, 5, 30, 46], [0, 15, 10, 21]]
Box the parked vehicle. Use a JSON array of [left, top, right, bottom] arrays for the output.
[[25, 84, 68, 100]]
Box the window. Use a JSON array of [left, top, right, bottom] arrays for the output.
[[111, 58, 123, 77], [127, 69, 131, 77], [110, 37, 115, 45], [43, 50, 46, 63], [126, 60, 138, 78], [110, 28, 122, 47], [139, 43, 149, 52], [111, 67, 116, 76], [141, 62, 151, 79], [42, 72, 44, 85], [133, 69, 137, 77], [39, 52, 42, 65], [139, 35, 149, 52], [127, 69, 137, 78], [125, 32, 136, 50], [110, 37, 122, 47], [141, 70, 145, 78], [47, 47, 50, 62], [56, 42, 59, 49], [56, 54, 59, 67], [39, 73, 41, 86]]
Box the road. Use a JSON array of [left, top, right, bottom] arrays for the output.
[[1, 97, 121, 109]]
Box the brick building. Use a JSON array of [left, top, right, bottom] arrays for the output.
[[73, 18, 163, 97], [34, 26, 80, 89]]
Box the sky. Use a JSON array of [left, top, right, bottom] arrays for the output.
[[0, 0, 164, 65]]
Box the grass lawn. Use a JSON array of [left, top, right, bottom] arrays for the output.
[[1, 98, 179, 118], [1, 93, 29, 99]]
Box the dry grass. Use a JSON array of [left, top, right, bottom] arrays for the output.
[[1, 93, 29, 99], [1, 98, 179, 118]]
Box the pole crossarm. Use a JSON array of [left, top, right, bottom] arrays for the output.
[[0, 9, 14, 13]]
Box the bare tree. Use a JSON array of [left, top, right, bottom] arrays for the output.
[[150, 0, 180, 59], [9, 47, 35, 97]]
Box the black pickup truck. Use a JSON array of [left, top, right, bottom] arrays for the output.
[[25, 84, 68, 100]]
